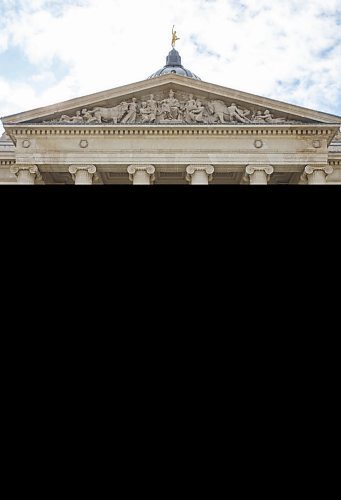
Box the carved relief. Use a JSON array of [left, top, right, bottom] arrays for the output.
[[83, 103, 129, 124], [43, 89, 301, 126], [254, 140, 264, 149], [79, 139, 89, 149]]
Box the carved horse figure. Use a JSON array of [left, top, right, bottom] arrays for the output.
[[206, 100, 230, 123], [89, 103, 129, 124], [207, 100, 251, 124]]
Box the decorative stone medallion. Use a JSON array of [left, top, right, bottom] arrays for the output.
[[254, 139, 264, 149], [79, 139, 89, 149]]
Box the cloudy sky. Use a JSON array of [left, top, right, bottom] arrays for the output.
[[0, 0, 341, 134]]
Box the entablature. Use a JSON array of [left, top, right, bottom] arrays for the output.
[[4, 122, 340, 142]]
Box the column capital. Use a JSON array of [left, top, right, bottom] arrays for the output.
[[245, 165, 274, 176], [186, 165, 214, 183], [244, 165, 274, 184], [69, 164, 97, 176], [301, 164, 333, 184], [10, 164, 42, 183], [10, 164, 41, 176], [304, 165, 333, 176], [69, 165, 97, 184], [127, 165, 156, 183]]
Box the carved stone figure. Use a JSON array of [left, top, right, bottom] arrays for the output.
[[262, 110, 286, 123], [252, 111, 267, 123], [160, 89, 181, 120], [226, 103, 251, 123], [60, 111, 84, 124], [251, 109, 288, 123], [60, 113, 73, 122], [206, 100, 230, 124], [184, 94, 198, 123], [89, 102, 129, 124], [147, 94, 158, 120], [239, 108, 251, 121], [121, 98, 138, 124], [191, 100, 206, 123], [43, 91, 293, 126], [207, 101, 254, 124], [140, 102, 156, 123], [82, 108, 100, 124]]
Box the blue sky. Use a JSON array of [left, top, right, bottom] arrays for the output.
[[1, 0, 341, 134]]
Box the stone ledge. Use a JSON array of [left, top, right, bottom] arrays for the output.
[[4, 123, 339, 138]]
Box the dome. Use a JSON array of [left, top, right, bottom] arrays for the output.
[[148, 48, 201, 81]]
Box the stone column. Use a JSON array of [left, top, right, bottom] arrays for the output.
[[304, 165, 333, 185], [69, 165, 97, 185], [186, 165, 215, 185], [127, 165, 156, 185], [10, 165, 41, 185], [245, 165, 274, 185]]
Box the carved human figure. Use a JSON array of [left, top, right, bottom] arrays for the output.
[[262, 109, 286, 123], [140, 102, 155, 123], [263, 110, 274, 122], [227, 103, 250, 123], [147, 94, 158, 118], [172, 26, 180, 48], [192, 100, 206, 123], [184, 94, 198, 123], [60, 111, 83, 124], [121, 98, 138, 124], [60, 113, 72, 122], [70, 111, 84, 124], [252, 111, 267, 123], [82, 108, 99, 124], [161, 90, 180, 120], [239, 108, 251, 121]]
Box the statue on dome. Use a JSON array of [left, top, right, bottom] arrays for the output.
[[171, 26, 180, 48]]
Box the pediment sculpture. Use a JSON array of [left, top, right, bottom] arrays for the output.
[[43, 89, 301, 125]]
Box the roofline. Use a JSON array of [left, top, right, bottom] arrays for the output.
[[2, 74, 341, 124]]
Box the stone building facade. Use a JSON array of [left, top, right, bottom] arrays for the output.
[[1, 48, 340, 185]]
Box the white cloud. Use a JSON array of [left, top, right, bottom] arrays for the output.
[[1, 0, 341, 135]]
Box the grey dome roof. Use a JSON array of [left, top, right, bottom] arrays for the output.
[[148, 49, 201, 81]]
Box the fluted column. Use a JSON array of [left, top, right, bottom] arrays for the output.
[[245, 165, 274, 185], [127, 165, 156, 185], [303, 165, 333, 185], [186, 165, 214, 185], [69, 165, 97, 185], [10, 165, 41, 185]]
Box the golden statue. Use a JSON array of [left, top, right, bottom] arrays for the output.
[[171, 26, 180, 48]]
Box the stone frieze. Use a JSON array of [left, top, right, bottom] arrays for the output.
[[41, 89, 301, 125]]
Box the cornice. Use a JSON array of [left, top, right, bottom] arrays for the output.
[[4, 123, 339, 139]]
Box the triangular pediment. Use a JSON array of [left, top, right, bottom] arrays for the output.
[[2, 74, 341, 127]]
